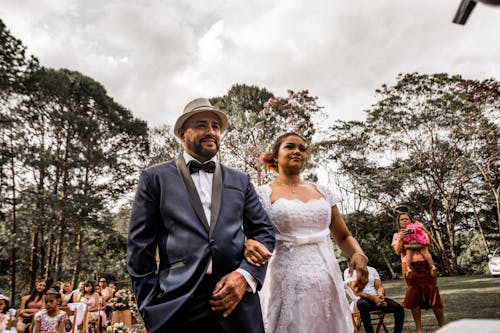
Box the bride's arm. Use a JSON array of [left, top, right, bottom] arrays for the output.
[[329, 205, 369, 292]]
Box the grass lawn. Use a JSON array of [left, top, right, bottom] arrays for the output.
[[379, 275, 500, 332], [129, 275, 499, 333]]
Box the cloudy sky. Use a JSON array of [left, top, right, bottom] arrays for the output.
[[1, 0, 499, 129]]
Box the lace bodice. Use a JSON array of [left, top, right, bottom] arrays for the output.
[[257, 184, 352, 333], [257, 184, 339, 236]]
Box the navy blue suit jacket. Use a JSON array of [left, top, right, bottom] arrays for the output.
[[127, 157, 275, 332]]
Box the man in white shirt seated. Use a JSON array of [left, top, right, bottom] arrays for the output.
[[344, 266, 405, 333]]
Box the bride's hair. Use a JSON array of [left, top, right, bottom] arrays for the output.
[[260, 132, 306, 172]]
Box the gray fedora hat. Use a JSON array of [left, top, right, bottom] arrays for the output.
[[174, 98, 228, 137]]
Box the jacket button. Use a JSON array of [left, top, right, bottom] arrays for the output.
[[210, 238, 215, 245]]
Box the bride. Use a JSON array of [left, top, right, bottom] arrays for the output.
[[245, 132, 368, 333]]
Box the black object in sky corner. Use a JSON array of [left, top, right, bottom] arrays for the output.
[[452, 0, 500, 25]]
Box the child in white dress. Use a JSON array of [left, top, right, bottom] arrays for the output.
[[0, 294, 16, 333]]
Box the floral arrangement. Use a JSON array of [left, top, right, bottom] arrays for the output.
[[106, 322, 127, 333], [108, 289, 136, 311]]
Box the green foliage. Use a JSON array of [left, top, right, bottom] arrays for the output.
[[146, 124, 181, 166], [0, 20, 149, 300], [325, 73, 500, 276], [213, 84, 323, 185]]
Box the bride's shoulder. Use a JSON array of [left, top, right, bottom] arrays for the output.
[[256, 184, 272, 207], [256, 183, 271, 193], [313, 183, 340, 206]]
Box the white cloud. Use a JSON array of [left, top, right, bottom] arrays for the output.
[[198, 20, 224, 63], [1, 0, 499, 127]]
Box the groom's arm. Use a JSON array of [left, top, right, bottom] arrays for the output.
[[239, 175, 275, 286], [127, 170, 161, 313], [210, 174, 275, 317]]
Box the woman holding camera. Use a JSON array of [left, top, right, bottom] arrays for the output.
[[402, 221, 437, 279], [392, 211, 444, 333]]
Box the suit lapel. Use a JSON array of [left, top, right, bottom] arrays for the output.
[[175, 154, 210, 233], [209, 163, 222, 238]]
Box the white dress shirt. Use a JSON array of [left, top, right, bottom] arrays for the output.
[[344, 266, 380, 296], [183, 152, 257, 292]]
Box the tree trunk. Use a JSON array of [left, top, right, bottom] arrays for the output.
[[429, 206, 452, 275], [31, 112, 46, 287], [380, 249, 398, 279], [44, 228, 54, 281], [475, 159, 500, 235], [55, 133, 71, 280], [55, 216, 65, 280], [444, 201, 458, 274], [39, 229, 45, 282], [9, 134, 17, 305], [71, 232, 83, 287], [29, 230, 39, 289], [469, 196, 490, 254]]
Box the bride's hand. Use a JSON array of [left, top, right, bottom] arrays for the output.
[[349, 253, 369, 292], [244, 239, 272, 267]]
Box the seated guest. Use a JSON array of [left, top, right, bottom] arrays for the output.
[[61, 282, 73, 306], [16, 280, 47, 333], [33, 288, 67, 333], [344, 266, 405, 333], [0, 294, 15, 332], [97, 279, 112, 302], [70, 282, 85, 302], [78, 281, 106, 333]]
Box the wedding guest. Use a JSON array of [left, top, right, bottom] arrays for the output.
[[70, 282, 85, 302], [16, 280, 47, 333], [79, 281, 107, 333], [392, 211, 445, 333], [97, 278, 113, 302], [0, 294, 14, 332], [344, 266, 404, 333], [33, 289, 67, 333], [61, 282, 73, 305]]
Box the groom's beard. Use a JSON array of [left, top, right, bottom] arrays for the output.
[[186, 135, 220, 160]]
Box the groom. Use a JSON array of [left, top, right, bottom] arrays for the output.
[[127, 98, 275, 333]]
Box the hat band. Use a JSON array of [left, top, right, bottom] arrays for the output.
[[188, 105, 216, 112]]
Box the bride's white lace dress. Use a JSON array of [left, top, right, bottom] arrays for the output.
[[257, 184, 353, 333]]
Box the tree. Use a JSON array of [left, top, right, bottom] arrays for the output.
[[462, 79, 500, 235], [344, 210, 400, 279], [4, 67, 149, 290], [213, 84, 323, 185], [31, 68, 147, 282], [325, 73, 499, 275], [211, 84, 274, 184], [0, 19, 154, 299], [0, 18, 39, 303], [147, 124, 181, 165]]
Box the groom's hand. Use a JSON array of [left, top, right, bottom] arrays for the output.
[[210, 271, 247, 317]]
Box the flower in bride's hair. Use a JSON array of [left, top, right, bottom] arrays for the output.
[[259, 152, 278, 172]]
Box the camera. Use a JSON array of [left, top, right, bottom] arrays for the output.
[[407, 228, 416, 234]]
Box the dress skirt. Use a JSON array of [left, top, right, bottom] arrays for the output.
[[402, 260, 443, 309]]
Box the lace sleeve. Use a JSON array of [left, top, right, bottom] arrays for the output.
[[255, 184, 272, 210], [316, 184, 340, 207]]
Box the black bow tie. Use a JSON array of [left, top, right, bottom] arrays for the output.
[[188, 160, 216, 174]]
